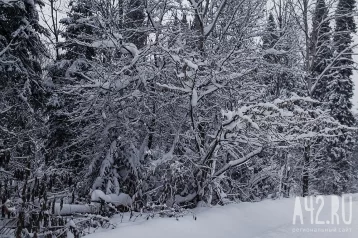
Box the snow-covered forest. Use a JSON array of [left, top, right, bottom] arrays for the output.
[[0, 0, 358, 237]]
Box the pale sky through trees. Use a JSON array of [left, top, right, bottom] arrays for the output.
[[39, 0, 358, 112]]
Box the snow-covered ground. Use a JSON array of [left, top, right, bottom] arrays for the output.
[[86, 194, 358, 238]]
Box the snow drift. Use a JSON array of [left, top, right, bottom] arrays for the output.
[[85, 194, 358, 238]]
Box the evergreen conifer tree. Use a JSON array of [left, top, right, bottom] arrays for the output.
[[310, 0, 333, 102], [262, 13, 279, 52], [60, 0, 96, 61], [45, 0, 97, 179], [330, 0, 356, 193], [310, 0, 357, 195], [0, 0, 48, 172], [330, 0, 356, 126], [0, 0, 52, 235]]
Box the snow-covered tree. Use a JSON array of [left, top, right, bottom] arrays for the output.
[[330, 0, 356, 126], [45, 0, 99, 183], [0, 0, 60, 236], [0, 0, 48, 184], [3, 2, 358, 236], [310, 0, 333, 102]]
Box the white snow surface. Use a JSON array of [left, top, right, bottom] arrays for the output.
[[85, 194, 358, 238]]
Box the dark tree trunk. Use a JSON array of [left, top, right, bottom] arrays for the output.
[[302, 144, 310, 197]]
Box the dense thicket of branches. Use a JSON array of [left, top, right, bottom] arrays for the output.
[[0, 0, 357, 237]]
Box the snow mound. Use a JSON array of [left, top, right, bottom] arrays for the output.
[[91, 190, 132, 206]]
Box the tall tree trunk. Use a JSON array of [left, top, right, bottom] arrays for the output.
[[302, 143, 310, 197]]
